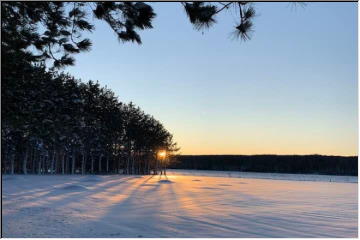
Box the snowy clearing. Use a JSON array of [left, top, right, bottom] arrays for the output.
[[2, 172, 358, 237], [167, 169, 358, 183]]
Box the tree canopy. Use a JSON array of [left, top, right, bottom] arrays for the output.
[[2, 2, 265, 68], [2, 2, 184, 175], [2, 60, 178, 174]]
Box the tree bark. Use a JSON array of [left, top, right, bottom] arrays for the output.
[[10, 153, 15, 174], [65, 152, 69, 174], [61, 152, 65, 174], [147, 156, 150, 175], [90, 153, 94, 174], [22, 146, 29, 174], [81, 151, 87, 175], [99, 154, 103, 173], [131, 154, 135, 175], [106, 155, 109, 173], [38, 155, 42, 174], [71, 149, 75, 174], [32, 148, 36, 174], [43, 153, 47, 174], [54, 152, 59, 174], [126, 156, 130, 174], [50, 151, 56, 174]]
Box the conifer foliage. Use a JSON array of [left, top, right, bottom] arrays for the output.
[[2, 2, 181, 175], [2, 2, 261, 68], [2, 59, 178, 175]]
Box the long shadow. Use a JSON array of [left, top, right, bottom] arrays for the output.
[[71, 174, 170, 237], [3, 175, 139, 215]]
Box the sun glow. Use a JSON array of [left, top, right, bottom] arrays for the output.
[[158, 150, 166, 158]]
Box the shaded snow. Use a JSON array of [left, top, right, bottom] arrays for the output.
[[2, 172, 358, 237]]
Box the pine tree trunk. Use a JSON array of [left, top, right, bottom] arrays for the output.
[[106, 155, 109, 173], [81, 153, 85, 175], [131, 155, 135, 175], [99, 154, 103, 173], [61, 152, 65, 174], [126, 156, 130, 174], [23, 147, 29, 174], [81, 151, 87, 175], [147, 157, 150, 175], [10, 153, 15, 174], [50, 151, 56, 174], [2, 145, 7, 174], [2, 150, 6, 174], [43, 153, 46, 174], [90, 153, 94, 174], [65, 152, 69, 173], [71, 149, 75, 174], [38, 155, 42, 175], [55, 152, 59, 174], [137, 152, 140, 174], [155, 155, 159, 175], [32, 148, 36, 173], [117, 155, 121, 174]]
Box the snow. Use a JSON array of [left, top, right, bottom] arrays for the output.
[[2, 171, 358, 237], [167, 169, 358, 183]]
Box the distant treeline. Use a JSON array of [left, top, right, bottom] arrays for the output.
[[169, 155, 358, 176]]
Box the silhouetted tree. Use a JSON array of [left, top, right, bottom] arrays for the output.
[[1, 62, 178, 175]]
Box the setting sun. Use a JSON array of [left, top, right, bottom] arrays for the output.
[[158, 151, 166, 158]]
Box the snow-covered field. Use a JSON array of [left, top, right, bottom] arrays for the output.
[[2, 171, 358, 237], [167, 169, 358, 183]]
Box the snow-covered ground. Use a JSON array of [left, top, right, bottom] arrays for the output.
[[2, 171, 358, 237], [168, 169, 358, 183]]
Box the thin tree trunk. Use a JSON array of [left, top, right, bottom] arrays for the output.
[[50, 151, 56, 174], [55, 152, 59, 174], [126, 156, 130, 174], [99, 154, 103, 173], [147, 156, 150, 175], [137, 152, 140, 174], [81, 151, 87, 175], [65, 152, 69, 174], [23, 146, 29, 174], [10, 153, 15, 174], [155, 155, 159, 175], [38, 155, 42, 175], [43, 153, 46, 174], [106, 155, 109, 173], [90, 153, 94, 174], [3, 144, 8, 174], [117, 155, 120, 174], [81, 153, 85, 175], [131, 154, 135, 175], [32, 148, 36, 173], [2, 149, 5, 174], [71, 149, 75, 174], [61, 151, 65, 174]]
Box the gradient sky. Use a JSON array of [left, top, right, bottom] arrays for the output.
[[67, 2, 358, 156]]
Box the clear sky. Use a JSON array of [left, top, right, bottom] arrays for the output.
[[67, 2, 358, 156]]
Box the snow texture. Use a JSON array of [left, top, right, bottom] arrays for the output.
[[2, 171, 358, 237], [167, 169, 358, 183]]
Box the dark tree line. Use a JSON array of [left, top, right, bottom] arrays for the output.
[[2, 2, 182, 175], [170, 155, 358, 176], [2, 59, 178, 175]]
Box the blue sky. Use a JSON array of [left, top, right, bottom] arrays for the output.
[[67, 2, 358, 155]]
